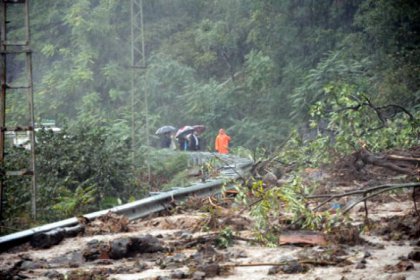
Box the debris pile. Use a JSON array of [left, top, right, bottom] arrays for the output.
[[84, 211, 129, 235]]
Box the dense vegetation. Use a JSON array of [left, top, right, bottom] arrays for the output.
[[2, 0, 418, 232]]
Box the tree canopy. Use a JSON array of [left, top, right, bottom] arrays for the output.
[[4, 0, 415, 150]]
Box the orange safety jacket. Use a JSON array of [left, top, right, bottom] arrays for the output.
[[215, 133, 231, 154]]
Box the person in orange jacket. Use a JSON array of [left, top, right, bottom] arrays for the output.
[[215, 128, 231, 154]]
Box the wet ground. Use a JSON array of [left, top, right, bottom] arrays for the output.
[[0, 197, 419, 280], [1, 147, 419, 279]]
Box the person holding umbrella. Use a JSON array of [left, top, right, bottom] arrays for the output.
[[215, 128, 231, 154], [160, 132, 172, 148], [155, 126, 176, 149], [176, 126, 194, 151], [187, 130, 200, 151], [187, 125, 206, 151]]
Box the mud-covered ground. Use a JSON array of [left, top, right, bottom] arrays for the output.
[[1, 194, 419, 280], [1, 147, 419, 280]]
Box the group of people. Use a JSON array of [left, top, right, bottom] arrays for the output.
[[159, 127, 231, 154], [177, 130, 201, 151]]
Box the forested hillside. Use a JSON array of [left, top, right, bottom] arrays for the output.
[[2, 0, 419, 231], [6, 0, 416, 148]]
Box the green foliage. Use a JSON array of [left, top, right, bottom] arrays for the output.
[[215, 226, 234, 249], [246, 176, 341, 244], [51, 185, 96, 218], [34, 122, 135, 222], [279, 177, 337, 232], [2, 121, 140, 230], [7, 0, 415, 152], [291, 51, 371, 120], [281, 82, 418, 167], [244, 50, 275, 92], [1, 147, 33, 232], [311, 83, 418, 157], [248, 180, 279, 244], [141, 149, 189, 191]]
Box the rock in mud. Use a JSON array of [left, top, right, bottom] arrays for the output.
[[407, 247, 420, 261], [110, 237, 132, 259], [384, 260, 414, 273], [228, 249, 247, 258], [30, 229, 65, 249], [192, 271, 206, 280], [50, 251, 84, 268], [157, 276, 171, 280], [44, 270, 64, 279], [82, 239, 110, 261], [170, 269, 189, 279], [165, 253, 188, 268], [180, 231, 193, 240], [409, 239, 420, 246], [66, 268, 110, 280], [192, 244, 219, 261], [20, 259, 48, 270], [83, 234, 165, 261], [355, 261, 366, 269], [132, 260, 149, 272], [196, 263, 220, 277], [131, 234, 165, 254], [282, 261, 308, 274], [268, 260, 308, 274]]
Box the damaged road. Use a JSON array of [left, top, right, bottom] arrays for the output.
[[1, 196, 419, 280], [1, 147, 420, 280]]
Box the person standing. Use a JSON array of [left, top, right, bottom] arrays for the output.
[[215, 128, 231, 154], [160, 132, 172, 148], [169, 133, 177, 150], [178, 136, 188, 151], [188, 130, 200, 151]]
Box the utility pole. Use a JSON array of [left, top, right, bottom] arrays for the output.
[[0, 0, 36, 227], [130, 0, 147, 152], [130, 0, 151, 183]]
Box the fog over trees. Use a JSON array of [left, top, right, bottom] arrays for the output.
[[2, 0, 418, 230], [5, 0, 414, 148]]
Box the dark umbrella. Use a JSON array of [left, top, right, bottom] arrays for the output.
[[155, 125, 176, 135], [175, 126, 194, 138]]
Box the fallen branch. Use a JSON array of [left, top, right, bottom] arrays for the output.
[[356, 147, 417, 175], [308, 182, 420, 200], [386, 154, 420, 162], [307, 182, 420, 217], [341, 186, 414, 214], [224, 258, 345, 268]]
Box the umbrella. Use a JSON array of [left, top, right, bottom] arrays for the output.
[[155, 125, 176, 135], [192, 125, 206, 133], [175, 126, 194, 138]]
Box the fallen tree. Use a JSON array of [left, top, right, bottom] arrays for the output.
[[354, 145, 419, 176]]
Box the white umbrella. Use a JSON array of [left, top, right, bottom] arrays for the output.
[[155, 125, 176, 135]]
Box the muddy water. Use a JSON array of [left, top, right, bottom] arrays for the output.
[[1, 199, 419, 279]]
